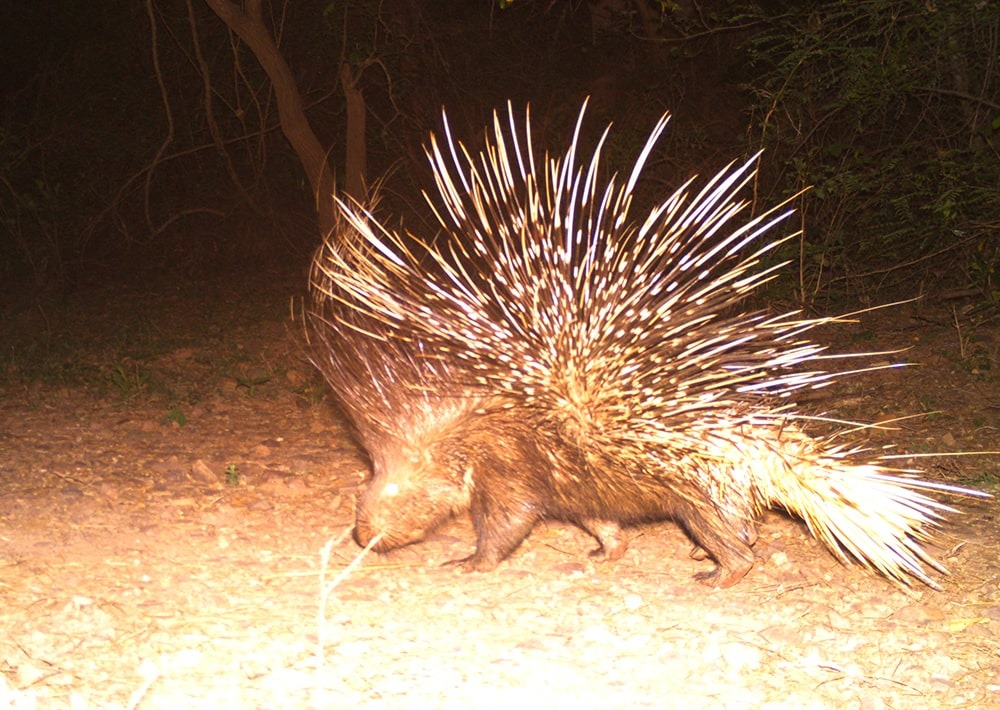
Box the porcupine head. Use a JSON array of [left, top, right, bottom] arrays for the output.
[[351, 399, 565, 572], [351, 399, 475, 554]]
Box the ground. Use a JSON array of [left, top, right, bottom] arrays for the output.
[[1, 276, 998, 709]]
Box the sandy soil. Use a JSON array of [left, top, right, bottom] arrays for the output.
[[1, 285, 998, 709]]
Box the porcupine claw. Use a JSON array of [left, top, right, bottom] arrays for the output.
[[693, 560, 755, 589], [689, 545, 756, 588]]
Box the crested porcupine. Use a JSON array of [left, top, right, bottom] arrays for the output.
[[307, 100, 984, 588]]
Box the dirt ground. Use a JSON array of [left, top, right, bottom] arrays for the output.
[[1, 279, 998, 709]]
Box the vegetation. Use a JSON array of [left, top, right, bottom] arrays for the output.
[[744, 0, 998, 303], [0, 0, 996, 306]]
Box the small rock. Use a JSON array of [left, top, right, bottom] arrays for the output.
[[189, 459, 219, 485]]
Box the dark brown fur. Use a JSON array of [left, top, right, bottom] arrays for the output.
[[350, 403, 758, 586], [351, 407, 614, 571]]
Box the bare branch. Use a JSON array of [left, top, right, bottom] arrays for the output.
[[203, 0, 337, 236]]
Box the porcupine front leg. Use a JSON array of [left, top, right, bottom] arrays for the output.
[[447, 491, 542, 572]]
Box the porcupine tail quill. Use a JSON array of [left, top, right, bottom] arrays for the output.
[[736, 426, 972, 589]]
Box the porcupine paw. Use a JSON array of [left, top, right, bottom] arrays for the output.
[[589, 538, 628, 562], [582, 519, 629, 561], [693, 559, 754, 589], [444, 511, 538, 572], [685, 515, 756, 587], [444, 553, 503, 573]]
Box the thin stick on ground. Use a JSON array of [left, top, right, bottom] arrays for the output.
[[314, 528, 383, 705]]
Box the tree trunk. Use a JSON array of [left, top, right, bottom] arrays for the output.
[[203, 0, 338, 237], [340, 64, 367, 202]]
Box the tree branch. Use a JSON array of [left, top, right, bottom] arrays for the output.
[[203, 0, 337, 237]]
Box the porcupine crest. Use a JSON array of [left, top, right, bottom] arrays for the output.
[[314, 100, 983, 588]]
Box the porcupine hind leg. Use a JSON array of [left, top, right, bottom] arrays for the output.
[[674, 500, 755, 588], [690, 520, 758, 561]]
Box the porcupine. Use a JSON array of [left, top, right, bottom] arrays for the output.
[[307, 100, 983, 589]]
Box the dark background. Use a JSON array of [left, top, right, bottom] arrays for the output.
[[1, 0, 997, 308]]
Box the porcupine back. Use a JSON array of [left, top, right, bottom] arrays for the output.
[[320, 101, 982, 588]]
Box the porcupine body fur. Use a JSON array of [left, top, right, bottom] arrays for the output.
[[307, 100, 983, 588]]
